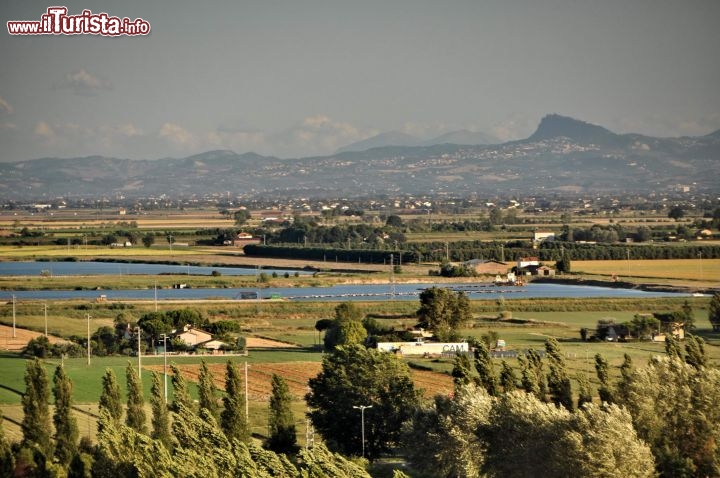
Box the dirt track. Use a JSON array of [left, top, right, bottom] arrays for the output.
[[0, 324, 68, 352]]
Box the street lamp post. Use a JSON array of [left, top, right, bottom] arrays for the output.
[[353, 405, 372, 458], [161, 333, 168, 403]]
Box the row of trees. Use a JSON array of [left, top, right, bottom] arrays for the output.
[[5, 357, 374, 477], [401, 333, 720, 477]]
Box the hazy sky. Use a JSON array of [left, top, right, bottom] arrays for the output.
[[1, 0, 719, 161]]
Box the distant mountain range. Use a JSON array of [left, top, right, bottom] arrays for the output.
[[2, 114, 718, 200], [336, 129, 498, 153]]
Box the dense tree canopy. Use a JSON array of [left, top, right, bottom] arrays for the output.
[[417, 287, 472, 341], [307, 344, 422, 460]]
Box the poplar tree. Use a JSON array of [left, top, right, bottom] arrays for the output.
[[171, 364, 192, 413], [21, 358, 52, 454], [221, 360, 249, 442], [576, 372, 593, 409], [125, 363, 147, 433], [98, 368, 123, 428], [498, 360, 517, 393], [519, 349, 547, 401], [150, 371, 172, 450], [473, 340, 499, 396], [53, 365, 78, 465], [545, 338, 573, 411], [684, 334, 707, 370], [197, 361, 219, 421], [664, 334, 682, 360], [266, 374, 297, 454], [451, 353, 474, 390], [595, 353, 614, 404]]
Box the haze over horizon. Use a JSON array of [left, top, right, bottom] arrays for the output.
[[1, 0, 719, 162]]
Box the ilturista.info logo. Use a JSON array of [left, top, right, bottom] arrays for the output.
[[8, 7, 151, 36]]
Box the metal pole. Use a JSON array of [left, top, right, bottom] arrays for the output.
[[86, 314, 91, 365], [245, 361, 249, 419], [12, 294, 16, 338], [161, 334, 168, 403], [353, 405, 372, 458], [137, 326, 142, 379]]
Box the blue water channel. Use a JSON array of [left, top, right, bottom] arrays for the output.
[[0, 282, 688, 302]]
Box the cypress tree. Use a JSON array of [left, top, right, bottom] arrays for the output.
[[170, 363, 192, 413], [473, 340, 499, 396], [594, 353, 614, 404], [576, 372, 593, 409], [545, 338, 573, 411], [684, 334, 707, 370], [125, 362, 147, 433], [221, 360, 249, 442], [266, 374, 297, 454], [451, 353, 474, 390], [616, 353, 634, 404], [53, 365, 79, 465], [98, 368, 123, 428], [21, 358, 52, 454], [150, 371, 172, 450], [499, 360, 517, 393], [198, 360, 219, 420], [664, 334, 682, 360]]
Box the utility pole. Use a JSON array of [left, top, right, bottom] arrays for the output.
[[86, 314, 91, 365], [154, 280, 158, 312], [12, 294, 16, 338], [136, 326, 142, 379], [161, 334, 168, 403], [390, 254, 395, 300], [43, 302, 48, 336], [245, 362, 249, 420], [353, 405, 372, 458]]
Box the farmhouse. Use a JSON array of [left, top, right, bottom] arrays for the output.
[[175, 327, 213, 347]]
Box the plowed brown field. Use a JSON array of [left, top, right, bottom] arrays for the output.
[[146, 361, 454, 401]]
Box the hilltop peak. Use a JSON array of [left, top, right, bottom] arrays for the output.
[[529, 114, 619, 145]]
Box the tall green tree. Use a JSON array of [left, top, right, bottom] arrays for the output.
[[170, 363, 192, 413], [709, 292, 720, 332], [21, 358, 52, 455], [266, 374, 297, 455], [451, 353, 474, 390], [684, 334, 708, 370], [576, 372, 593, 409], [198, 360, 219, 420], [623, 356, 720, 477], [323, 302, 368, 351], [53, 364, 78, 465], [518, 349, 547, 401], [595, 353, 614, 404], [664, 334, 682, 360], [125, 363, 146, 433], [417, 287, 472, 341], [307, 344, 422, 460], [545, 338, 573, 411], [98, 368, 123, 429], [473, 340, 499, 396], [499, 360, 517, 393], [150, 371, 172, 450], [221, 360, 250, 443]]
